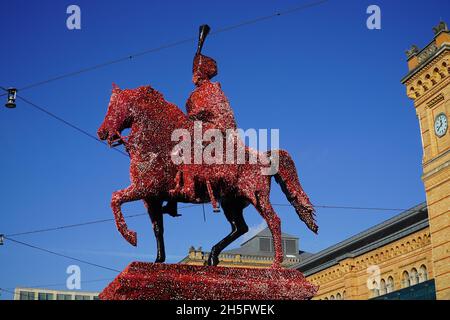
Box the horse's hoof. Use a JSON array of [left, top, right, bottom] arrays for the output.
[[125, 230, 137, 246], [155, 257, 165, 263], [167, 213, 182, 217]]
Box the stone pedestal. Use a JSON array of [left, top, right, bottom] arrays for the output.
[[100, 262, 318, 300]]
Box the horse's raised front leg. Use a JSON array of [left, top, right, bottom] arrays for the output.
[[111, 185, 143, 246], [144, 198, 166, 263], [207, 200, 248, 266], [254, 193, 283, 269]]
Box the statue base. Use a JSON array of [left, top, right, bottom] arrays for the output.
[[99, 262, 318, 300]]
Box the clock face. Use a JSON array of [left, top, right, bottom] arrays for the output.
[[434, 113, 448, 137]]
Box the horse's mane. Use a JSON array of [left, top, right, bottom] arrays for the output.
[[137, 85, 188, 124]]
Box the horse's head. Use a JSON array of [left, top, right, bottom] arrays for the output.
[[98, 83, 185, 149], [98, 83, 154, 147], [97, 83, 130, 146]]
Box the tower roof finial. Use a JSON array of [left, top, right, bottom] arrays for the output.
[[432, 20, 448, 35]]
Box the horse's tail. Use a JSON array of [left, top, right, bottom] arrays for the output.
[[272, 149, 318, 234]]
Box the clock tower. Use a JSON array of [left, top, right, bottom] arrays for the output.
[[402, 21, 450, 300]]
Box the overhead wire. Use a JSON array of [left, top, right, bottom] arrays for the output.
[[0, 0, 329, 96], [3, 203, 406, 239], [5, 204, 198, 237], [3, 236, 121, 273]]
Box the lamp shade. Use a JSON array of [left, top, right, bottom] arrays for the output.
[[5, 88, 17, 108]]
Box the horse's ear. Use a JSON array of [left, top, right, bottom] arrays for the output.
[[139, 85, 153, 94], [112, 83, 121, 94]]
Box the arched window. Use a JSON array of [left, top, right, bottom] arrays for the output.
[[387, 276, 394, 293], [402, 271, 410, 288], [324, 297, 328, 300], [330, 295, 335, 300], [372, 281, 379, 297], [343, 291, 346, 300], [419, 265, 428, 282], [336, 293, 342, 300], [380, 279, 387, 296], [411, 268, 419, 285]]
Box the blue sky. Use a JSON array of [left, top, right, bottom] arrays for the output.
[[1, 0, 448, 299]]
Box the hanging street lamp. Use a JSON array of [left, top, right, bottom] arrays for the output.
[[5, 88, 17, 108]]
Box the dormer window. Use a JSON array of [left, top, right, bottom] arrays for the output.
[[259, 237, 298, 254], [259, 238, 271, 252], [285, 239, 296, 254]]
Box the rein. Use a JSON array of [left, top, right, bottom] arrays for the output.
[[110, 130, 129, 149]]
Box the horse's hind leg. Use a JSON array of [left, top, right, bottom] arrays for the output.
[[144, 198, 166, 263], [207, 199, 248, 266], [111, 185, 144, 246], [254, 193, 283, 269]]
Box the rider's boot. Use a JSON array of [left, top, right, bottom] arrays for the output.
[[169, 171, 182, 196], [169, 171, 199, 202], [162, 200, 181, 217]]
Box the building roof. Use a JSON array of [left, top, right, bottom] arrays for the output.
[[15, 287, 99, 294], [240, 227, 298, 247], [401, 23, 449, 84], [292, 202, 428, 276], [180, 226, 313, 266], [401, 43, 450, 84], [220, 227, 311, 260]]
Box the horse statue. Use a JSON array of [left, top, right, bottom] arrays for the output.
[[97, 84, 317, 268]]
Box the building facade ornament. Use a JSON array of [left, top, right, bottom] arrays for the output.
[[433, 21, 449, 35]]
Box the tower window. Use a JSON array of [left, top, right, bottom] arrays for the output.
[[387, 276, 394, 293], [419, 265, 428, 282], [380, 279, 387, 295], [402, 271, 410, 288], [371, 281, 380, 297], [411, 268, 419, 285]]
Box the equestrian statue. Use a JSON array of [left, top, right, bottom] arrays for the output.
[[97, 25, 317, 269]]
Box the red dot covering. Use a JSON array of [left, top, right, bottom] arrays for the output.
[[100, 262, 318, 300]]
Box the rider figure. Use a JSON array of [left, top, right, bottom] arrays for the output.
[[163, 24, 238, 216]]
